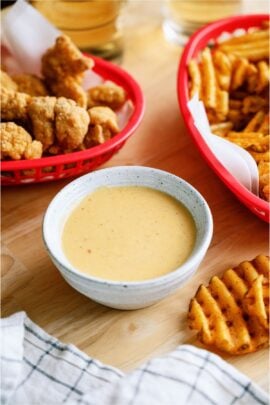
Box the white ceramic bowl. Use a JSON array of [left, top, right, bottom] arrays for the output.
[[43, 166, 213, 310]]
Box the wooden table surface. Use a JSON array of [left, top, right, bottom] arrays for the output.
[[1, 3, 269, 393]]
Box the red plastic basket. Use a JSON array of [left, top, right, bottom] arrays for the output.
[[1, 55, 145, 185], [177, 14, 270, 222]]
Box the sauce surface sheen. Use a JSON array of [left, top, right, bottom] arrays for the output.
[[62, 186, 196, 281]]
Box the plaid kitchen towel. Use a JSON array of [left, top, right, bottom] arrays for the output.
[[0, 312, 268, 405]]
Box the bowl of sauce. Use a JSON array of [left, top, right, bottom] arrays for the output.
[[43, 166, 213, 309]]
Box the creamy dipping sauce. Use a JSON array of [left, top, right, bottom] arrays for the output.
[[62, 186, 196, 281]]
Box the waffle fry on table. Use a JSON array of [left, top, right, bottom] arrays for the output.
[[188, 255, 270, 355], [244, 275, 269, 330], [187, 20, 270, 202]]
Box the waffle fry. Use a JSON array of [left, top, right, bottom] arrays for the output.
[[210, 122, 233, 136], [215, 90, 229, 121], [246, 65, 258, 93], [187, 20, 270, 202], [219, 29, 269, 47], [229, 99, 242, 109], [226, 132, 269, 152], [244, 275, 269, 330], [188, 255, 270, 354], [213, 50, 232, 91], [200, 47, 217, 109], [242, 95, 268, 114], [258, 161, 270, 201], [231, 58, 249, 90], [256, 61, 270, 93], [227, 109, 248, 130], [188, 59, 202, 98], [243, 111, 265, 132], [258, 113, 269, 135], [219, 29, 269, 62], [221, 45, 269, 62], [249, 150, 269, 163]]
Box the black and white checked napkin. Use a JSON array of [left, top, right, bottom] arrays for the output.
[[1, 312, 268, 405]]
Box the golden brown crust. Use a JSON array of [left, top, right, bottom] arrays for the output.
[[87, 81, 126, 110], [0, 36, 123, 160], [50, 78, 87, 108], [41, 35, 93, 107], [0, 70, 18, 91], [28, 96, 57, 151], [1, 88, 30, 121], [12, 74, 48, 97], [41, 35, 93, 81], [187, 22, 270, 203], [1, 122, 42, 160], [188, 255, 270, 354], [83, 106, 119, 148], [88, 106, 119, 134], [28, 96, 90, 151], [54, 97, 90, 150], [84, 124, 112, 148]]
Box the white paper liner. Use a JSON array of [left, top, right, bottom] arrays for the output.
[[1, 0, 60, 75], [1, 0, 134, 128], [188, 95, 259, 195]]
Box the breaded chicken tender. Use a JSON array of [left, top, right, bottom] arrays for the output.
[[87, 81, 126, 110], [28, 96, 57, 151], [1, 122, 42, 160], [41, 35, 93, 107], [50, 77, 87, 108], [28, 96, 89, 151], [84, 106, 119, 148], [12, 74, 48, 96], [84, 124, 112, 148], [41, 35, 93, 80], [1, 88, 30, 121], [0, 70, 18, 91], [88, 106, 119, 134], [54, 97, 90, 150]]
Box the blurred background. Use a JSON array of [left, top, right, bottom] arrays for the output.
[[1, 1, 269, 61]]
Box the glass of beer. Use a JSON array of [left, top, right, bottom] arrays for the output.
[[31, 0, 125, 61], [163, 0, 269, 45]]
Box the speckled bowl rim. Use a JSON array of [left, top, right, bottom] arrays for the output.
[[43, 166, 213, 288]]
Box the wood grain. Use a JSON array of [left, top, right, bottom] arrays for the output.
[[1, 3, 269, 392]]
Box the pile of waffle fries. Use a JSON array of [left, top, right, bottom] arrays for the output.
[[188, 21, 269, 201]]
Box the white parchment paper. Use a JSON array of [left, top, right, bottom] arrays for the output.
[[188, 95, 259, 195]]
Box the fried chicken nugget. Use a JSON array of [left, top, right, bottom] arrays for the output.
[[50, 77, 87, 108], [84, 124, 112, 148], [88, 106, 119, 134], [1, 122, 42, 160], [87, 81, 126, 110], [1, 88, 30, 121], [41, 35, 93, 107], [54, 97, 90, 150], [0, 69, 18, 91], [84, 106, 119, 148], [28, 96, 57, 151], [28, 96, 89, 151], [41, 35, 93, 80], [12, 74, 48, 96]]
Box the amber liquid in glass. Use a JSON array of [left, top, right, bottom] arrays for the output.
[[163, 0, 268, 44], [31, 0, 124, 60]]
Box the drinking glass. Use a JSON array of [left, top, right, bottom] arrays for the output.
[[163, 0, 269, 45], [31, 0, 125, 60]]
